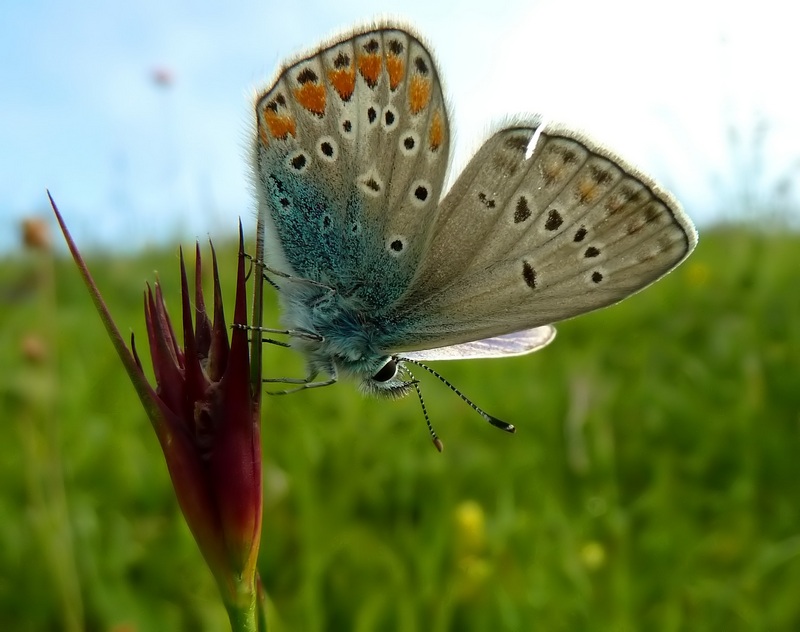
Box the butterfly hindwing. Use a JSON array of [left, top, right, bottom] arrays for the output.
[[385, 120, 697, 353]]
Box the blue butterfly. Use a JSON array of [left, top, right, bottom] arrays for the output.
[[251, 24, 696, 445]]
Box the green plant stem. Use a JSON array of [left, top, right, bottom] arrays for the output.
[[19, 243, 84, 631], [225, 596, 258, 632]]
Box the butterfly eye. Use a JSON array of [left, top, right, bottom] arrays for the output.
[[372, 358, 398, 383]]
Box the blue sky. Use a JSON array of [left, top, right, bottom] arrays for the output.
[[2, 0, 798, 253]]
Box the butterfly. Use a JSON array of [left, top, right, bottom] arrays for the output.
[[251, 23, 697, 446]]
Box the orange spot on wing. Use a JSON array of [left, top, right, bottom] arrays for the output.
[[358, 54, 382, 87], [386, 56, 404, 90], [293, 83, 326, 116], [328, 68, 356, 101], [577, 179, 599, 203], [263, 108, 296, 140], [429, 110, 444, 151], [408, 75, 431, 114], [258, 122, 270, 147]]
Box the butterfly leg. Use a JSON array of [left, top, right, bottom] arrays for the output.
[[249, 257, 335, 294], [260, 337, 291, 348], [241, 252, 276, 289], [243, 252, 331, 293], [263, 371, 337, 395], [233, 323, 323, 343]]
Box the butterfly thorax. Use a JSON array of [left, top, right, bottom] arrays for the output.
[[280, 287, 412, 397]]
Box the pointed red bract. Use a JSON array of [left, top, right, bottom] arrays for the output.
[[49, 193, 262, 622]]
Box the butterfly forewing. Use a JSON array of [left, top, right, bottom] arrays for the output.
[[386, 121, 696, 353], [253, 26, 450, 303]]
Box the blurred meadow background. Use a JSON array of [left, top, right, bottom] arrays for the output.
[[3, 0, 800, 630]]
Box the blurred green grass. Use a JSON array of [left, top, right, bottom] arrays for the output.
[[1, 224, 799, 631]]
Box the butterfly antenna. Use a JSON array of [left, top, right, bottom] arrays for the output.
[[411, 380, 444, 452], [402, 358, 516, 434]]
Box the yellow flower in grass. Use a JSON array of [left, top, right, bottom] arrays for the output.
[[454, 500, 486, 554], [580, 541, 606, 571], [454, 500, 490, 597], [685, 261, 711, 288]]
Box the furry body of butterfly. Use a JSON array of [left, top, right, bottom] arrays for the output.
[[252, 22, 697, 401]]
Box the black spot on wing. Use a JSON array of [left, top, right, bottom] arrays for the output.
[[514, 196, 531, 223], [545, 209, 563, 231], [522, 261, 537, 289]]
